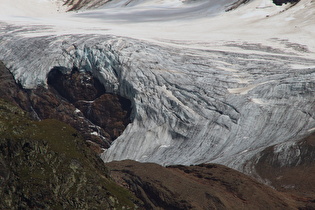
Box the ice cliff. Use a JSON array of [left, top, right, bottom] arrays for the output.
[[0, 0, 314, 171]]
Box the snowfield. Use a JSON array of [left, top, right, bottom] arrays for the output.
[[0, 0, 314, 172]]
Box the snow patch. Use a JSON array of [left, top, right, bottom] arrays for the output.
[[91, 131, 99, 136]]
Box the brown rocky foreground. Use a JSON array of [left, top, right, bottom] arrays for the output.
[[106, 160, 315, 209]]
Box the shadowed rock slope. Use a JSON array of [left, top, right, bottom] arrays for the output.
[[0, 98, 141, 209]]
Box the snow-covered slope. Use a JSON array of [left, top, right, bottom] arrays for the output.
[[0, 0, 314, 171]]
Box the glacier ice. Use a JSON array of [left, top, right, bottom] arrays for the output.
[[0, 29, 314, 171], [0, 0, 315, 172]]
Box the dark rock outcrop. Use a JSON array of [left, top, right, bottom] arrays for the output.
[[75, 94, 131, 140], [47, 67, 106, 103], [0, 62, 131, 152], [0, 61, 30, 110], [0, 98, 141, 209], [273, 0, 300, 6], [47, 67, 132, 142]]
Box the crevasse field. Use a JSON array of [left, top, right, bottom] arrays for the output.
[[0, 0, 314, 172]]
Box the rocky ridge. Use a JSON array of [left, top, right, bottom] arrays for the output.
[[0, 98, 141, 209]]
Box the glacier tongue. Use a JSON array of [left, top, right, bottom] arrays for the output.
[[1, 26, 314, 170]]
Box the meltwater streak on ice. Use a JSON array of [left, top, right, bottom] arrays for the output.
[[0, 0, 314, 172]]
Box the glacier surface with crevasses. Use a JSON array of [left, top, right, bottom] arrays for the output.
[[0, 0, 314, 172]]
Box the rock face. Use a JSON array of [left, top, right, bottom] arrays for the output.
[[0, 61, 131, 151], [0, 98, 141, 209], [75, 94, 131, 139], [47, 67, 106, 103], [106, 160, 314, 209], [47, 67, 132, 142]]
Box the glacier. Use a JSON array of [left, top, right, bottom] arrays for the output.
[[0, 0, 314, 172]]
